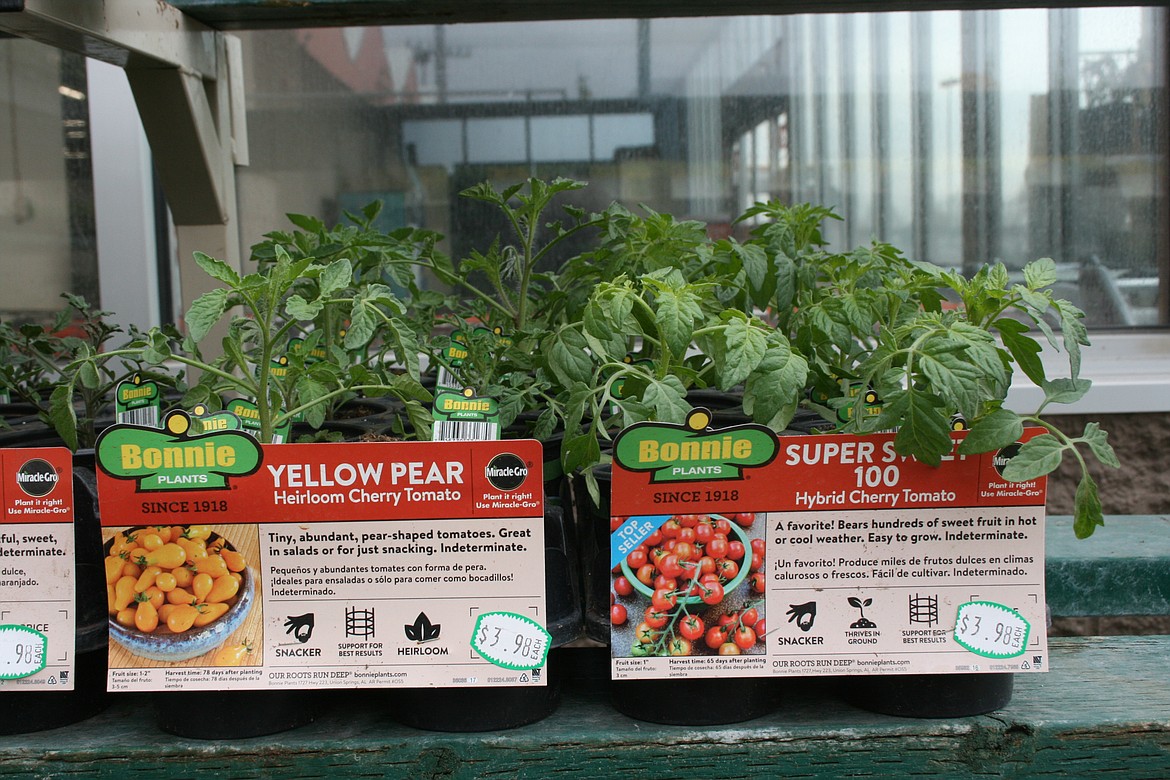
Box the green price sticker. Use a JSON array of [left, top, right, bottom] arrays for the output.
[[470, 612, 550, 672], [953, 601, 1030, 659], [0, 625, 47, 680]]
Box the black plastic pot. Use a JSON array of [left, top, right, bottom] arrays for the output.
[[392, 470, 581, 732], [847, 673, 1014, 718], [578, 464, 780, 725], [0, 437, 110, 734], [152, 689, 320, 739]]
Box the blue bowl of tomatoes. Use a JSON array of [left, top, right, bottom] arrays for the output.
[[106, 528, 256, 663], [618, 513, 754, 606]]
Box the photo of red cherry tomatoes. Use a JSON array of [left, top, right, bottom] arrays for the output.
[[610, 511, 767, 660]]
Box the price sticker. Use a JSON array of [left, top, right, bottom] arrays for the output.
[[953, 601, 1030, 659], [0, 625, 47, 680], [470, 612, 551, 671]]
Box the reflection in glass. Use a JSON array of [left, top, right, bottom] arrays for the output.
[[234, 7, 1166, 327]]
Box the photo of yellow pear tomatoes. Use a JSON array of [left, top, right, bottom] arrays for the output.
[[104, 524, 260, 666]]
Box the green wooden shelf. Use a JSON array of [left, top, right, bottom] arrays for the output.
[[0, 637, 1166, 777], [1046, 515, 1170, 617]]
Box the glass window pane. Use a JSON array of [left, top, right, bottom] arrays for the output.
[[229, 7, 1167, 328]]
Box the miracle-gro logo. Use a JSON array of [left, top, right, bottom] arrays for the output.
[[96, 410, 262, 492], [612, 408, 779, 483]]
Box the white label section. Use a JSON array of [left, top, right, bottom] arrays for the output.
[[0, 522, 76, 690], [767, 505, 1047, 676], [260, 517, 545, 689]]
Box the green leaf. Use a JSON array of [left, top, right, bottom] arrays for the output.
[[218, 334, 249, 375], [653, 286, 699, 360], [742, 344, 808, 429], [388, 318, 422, 383], [561, 432, 602, 476], [193, 251, 240, 286], [403, 399, 434, 441], [914, 342, 984, 416], [344, 303, 376, 349], [545, 328, 593, 389], [882, 391, 954, 467], [1041, 377, 1092, 406], [1055, 299, 1089, 378], [1023, 257, 1057, 290], [718, 317, 767, 391], [286, 212, 326, 233], [640, 375, 690, 422], [957, 408, 1023, 455], [1000, 433, 1066, 481], [1080, 422, 1121, 469], [285, 294, 324, 321], [995, 318, 1045, 387], [319, 258, 353, 297], [77, 359, 100, 390], [143, 330, 172, 364], [582, 299, 627, 361], [1073, 471, 1104, 539], [185, 288, 230, 343], [294, 376, 330, 429], [48, 382, 78, 452]]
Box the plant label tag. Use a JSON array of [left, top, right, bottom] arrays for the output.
[[0, 448, 76, 691], [953, 601, 1030, 658], [432, 387, 501, 441], [471, 611, 551, 671], [95, 424, 546, 692], [0, 625, 47, 679], [610, 413, 1049, 680], [115, 376, 161, 428]]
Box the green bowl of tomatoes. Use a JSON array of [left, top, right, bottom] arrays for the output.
[[618, 513, 754, 608]]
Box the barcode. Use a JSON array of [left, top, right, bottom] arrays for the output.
[[435, 366, 461, 394], [434, 420, 499, 442], [117, 406, 160, 428], [240, 428, 284, 444]]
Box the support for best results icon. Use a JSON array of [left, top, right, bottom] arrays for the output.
[[346, 606, 376, 639], [908, 594, 940, 626]]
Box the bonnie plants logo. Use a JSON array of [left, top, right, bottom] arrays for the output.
[[95, 410, 262, 492], [485, 453, 529, 491], [15, 458, 59, 498], [612, 408, 779, 483]]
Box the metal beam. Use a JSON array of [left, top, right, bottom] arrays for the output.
[[166, 0, 1163, 30], [0, 0, 245, 227], [0, 0, 217, 76], [0, 0, 247, 340]]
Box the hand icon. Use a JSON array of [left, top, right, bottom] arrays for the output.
[[284, 613, 315, 643], [786, 601, 816, 632]]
